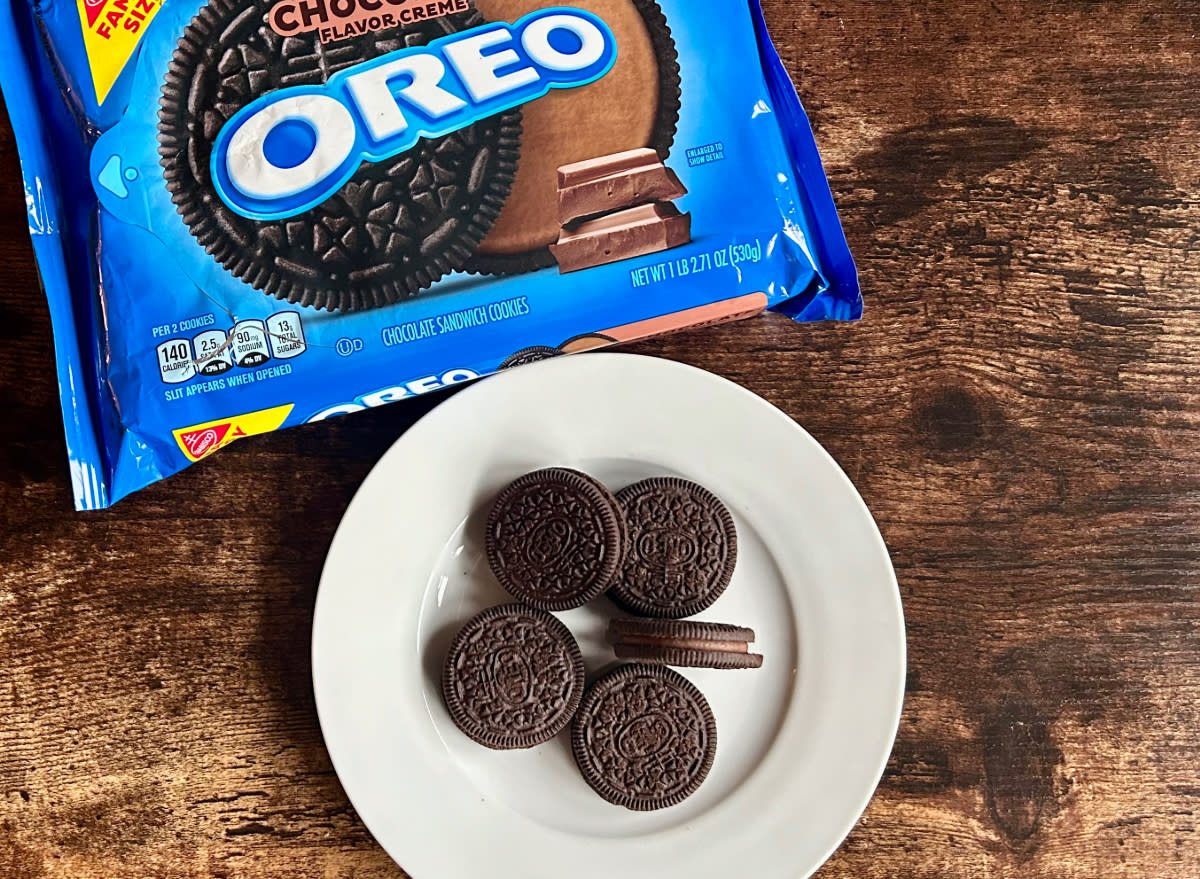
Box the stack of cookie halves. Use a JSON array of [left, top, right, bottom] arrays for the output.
[[441, 467, 760, 812]]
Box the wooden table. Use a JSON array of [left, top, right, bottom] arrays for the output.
[[2, 1, 1198, 876]]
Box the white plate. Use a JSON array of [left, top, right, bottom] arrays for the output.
[[313, 353, 905, 879]]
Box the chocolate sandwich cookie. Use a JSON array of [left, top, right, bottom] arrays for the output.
[[467, 0, 681, 274], [158, 0, 522, 311], [572, 663, 716, 810], [611, 477, 738, 618], [608, 619, 764, 669], [486, 468, 625, 611], [443, 604, 586, 750], [499, 346, 563, 369]]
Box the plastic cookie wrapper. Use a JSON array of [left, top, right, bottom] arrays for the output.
[[0, 0, 860, 509]]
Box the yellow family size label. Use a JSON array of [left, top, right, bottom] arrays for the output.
[[76, 0, 162, 104], [172, 405, 295, 462]]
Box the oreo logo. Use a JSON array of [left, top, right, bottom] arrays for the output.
[[617, 714, 675, 759], [212, 8, 618, 220], [636, 528, 700, 569], [490, 647, 535, 706]]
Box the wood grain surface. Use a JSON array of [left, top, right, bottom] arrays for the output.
[[2, 0, 1199, 876]]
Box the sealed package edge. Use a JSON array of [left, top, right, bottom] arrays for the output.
[[0, 0, 861, 509]]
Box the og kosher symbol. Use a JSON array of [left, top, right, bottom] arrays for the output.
[[211, 7, 617, 221]]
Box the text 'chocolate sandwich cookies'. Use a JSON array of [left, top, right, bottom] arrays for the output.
[[443, 604, 586, 750]]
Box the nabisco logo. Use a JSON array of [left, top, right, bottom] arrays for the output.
[[180, 424, 232, 459], [172, 404, 294, 463], [83, 0, 108, 26]]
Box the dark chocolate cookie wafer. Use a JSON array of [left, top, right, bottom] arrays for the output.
[[613, 644, 764, 670], [608, 619, 756, 650], [572, 664, 716, 810], [466, 0, 681, 275], [442, 604, 585, 750], [159, 0, 521, 311], [486, 468, 625, 611], [612, 477, 738, 618]]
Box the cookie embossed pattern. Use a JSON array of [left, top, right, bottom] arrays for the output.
[[484, 468, 626, 611], [572, 664, 717, 811], [442, 604, 586, 750], [612, 476, 739, 618]]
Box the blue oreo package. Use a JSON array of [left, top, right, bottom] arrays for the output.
[[0, 0, 859, 509]]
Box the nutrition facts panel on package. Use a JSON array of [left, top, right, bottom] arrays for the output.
[[156, 311, 308, 384]]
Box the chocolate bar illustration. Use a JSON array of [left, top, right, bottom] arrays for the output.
[[557, 147, 688, 226], [550, 148, 692, 273], [550, 203, 692, 274]]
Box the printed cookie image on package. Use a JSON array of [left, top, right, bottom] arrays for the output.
[[0, 0, 863, 508], [466, 0, 681, 274], [158, 1, 524, 311]]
